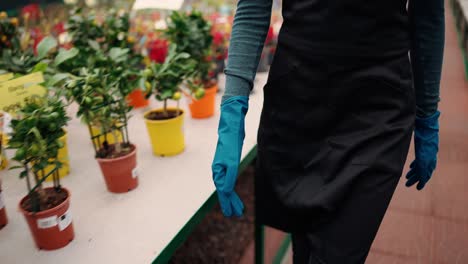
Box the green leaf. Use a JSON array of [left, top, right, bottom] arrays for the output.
[[109, 48, 129, 62], [37, 37, 58, 60], [32, 62, 48, 73], [54, 48, 79, 66], [88, 40, 100, 51], [161, 90, 173, 99], [48, 73, 70, 87], [175, 53, 190, 60], [8, 165, 24, 170], [19, 170, 28, 179]]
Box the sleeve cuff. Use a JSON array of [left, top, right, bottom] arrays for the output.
[[223, 74, 252, 99]]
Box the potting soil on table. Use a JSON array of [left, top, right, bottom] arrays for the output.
[[169, 166, 255, 264]]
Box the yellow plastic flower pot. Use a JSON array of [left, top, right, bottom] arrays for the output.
[[90, 126, 122, 145], [0, 131, 8, 170], [144, 108, 185, 156], [41, 131, 70, 181]]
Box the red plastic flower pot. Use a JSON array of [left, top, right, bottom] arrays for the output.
[[96, 144, 139, 193], [0, 190, 7, 230], [19, 187, 74, 250]]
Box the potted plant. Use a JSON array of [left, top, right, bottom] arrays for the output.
[[64, 8, 146, 108], [165, 10, 217, 119], [65, 47, 139, 193], [0, 23, 78, 179], [103, 9, 146, 108], [8, 96, 74, 250], [142, 45, 197, 156]]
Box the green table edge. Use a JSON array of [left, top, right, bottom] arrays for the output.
[[273, 234, 292, 264], [152, 145, 258, 264]]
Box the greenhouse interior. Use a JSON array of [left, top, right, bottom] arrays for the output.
[[0, 0, 467, 263]]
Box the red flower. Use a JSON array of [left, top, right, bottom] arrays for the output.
[[148, 39, 168, 63], [53, 22, 66, 36], [31, 28, 44, 55], [212, 31, 225, 46], [208, 70, 216, 78], [21, 4, 41, 21]]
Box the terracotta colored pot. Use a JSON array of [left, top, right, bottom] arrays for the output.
[[0, 190, 7, 229], [96, 144, 138, 193], [127, 89, 149, 108], [188, 84, 218, 119], [19, 187, 74, 250]]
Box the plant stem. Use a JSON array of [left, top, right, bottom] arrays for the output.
[[87, 124, 98, 154], [122, 110, 130, 145], [164, 99, 168, 117], [112, 129, 121, 155], [25, 164, 31, 194], [177, 100, 180, 116]]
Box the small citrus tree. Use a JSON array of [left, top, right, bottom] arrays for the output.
[[165, 11, 214, 95], [143, 45, 198, 117], [65, 47, 139, 158], [8, 97, 69, 212]]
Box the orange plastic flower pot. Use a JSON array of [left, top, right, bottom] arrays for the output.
[[19, 187, 74, 250], [188, 84, 218, 119], [96, 144, 138, 193], [127, 89, 149, 108]]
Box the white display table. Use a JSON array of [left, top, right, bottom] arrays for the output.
[[0, 73, 267, 264]]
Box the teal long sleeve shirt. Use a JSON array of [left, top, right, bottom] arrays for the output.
[[223, 0, 444, 118]]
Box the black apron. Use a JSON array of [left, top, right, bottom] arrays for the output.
[[255, 0, 415, 262]]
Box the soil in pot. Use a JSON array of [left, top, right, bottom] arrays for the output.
[[96, 143, 138, 193], [97, 143, 135, 159], [145, 109, 182, 121], [20, 188, 68, 212], [20, 187, 74, 250], [144, 108, 185, 156]]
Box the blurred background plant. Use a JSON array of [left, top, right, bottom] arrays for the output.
[[143, 44, 198, 117], [165, 10, 215, 92]]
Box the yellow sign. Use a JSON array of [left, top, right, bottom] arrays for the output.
[[0, 72, 46, 113], [0, 73, 13, 83]]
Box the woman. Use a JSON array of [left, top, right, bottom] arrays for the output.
[[212, 0, 444, 263]]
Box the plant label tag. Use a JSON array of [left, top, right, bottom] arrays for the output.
[[2, 112, 12, 134], [0, 72, 46, 114], [132, 167, 139, 178], [37, 216, 57, 229], [0, 73, 13, 83], [0, 191, 5, 210], [58, 209, 72, 231]]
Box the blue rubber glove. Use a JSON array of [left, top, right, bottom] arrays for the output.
[[212, 96, 249, 217], [406, 111, 440, 190]]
